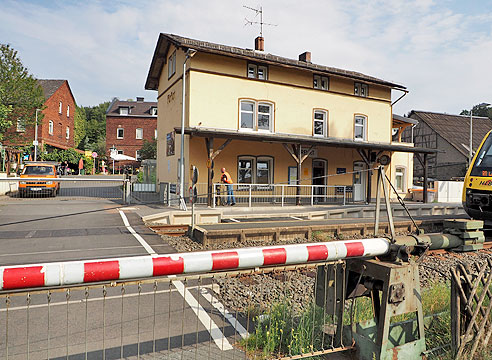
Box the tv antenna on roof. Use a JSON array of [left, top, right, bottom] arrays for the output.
[[243, 5, 277, 37]]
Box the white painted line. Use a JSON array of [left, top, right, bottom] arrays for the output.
[[118, 209, 156, 255], [290, 216, 303, 221], [200, 288, 249, 339], [228, 218, 240, 223], [173, 280, 233, 350], [0, 284, 214, 312]]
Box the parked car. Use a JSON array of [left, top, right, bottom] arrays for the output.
[[19, 162, 60, 197]]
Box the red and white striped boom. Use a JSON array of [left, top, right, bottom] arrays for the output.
[[0, 239, 390, 291]]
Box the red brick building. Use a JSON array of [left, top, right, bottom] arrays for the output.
[[105, 97, 157, 167], [5, 79, 76, 151]]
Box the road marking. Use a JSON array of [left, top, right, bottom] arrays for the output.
[[118, 209, 156, 255], [173, 280, 233, 350], [290, 216, 304, 221], [0, 284, 214, 312], [200, 288, 249, 339], [228, 218, 240, 223], [120, 209, 232, 351], [25, 230, 36, 238]]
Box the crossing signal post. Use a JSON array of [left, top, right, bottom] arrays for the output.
[[190, 165, 198, 233]]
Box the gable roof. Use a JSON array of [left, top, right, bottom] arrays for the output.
[[37, 79, 66, 100], [36, 79, 76, 104], [409, 110, 492, 157], [106, 98, 157, 117], [145, 33, 406, 91]]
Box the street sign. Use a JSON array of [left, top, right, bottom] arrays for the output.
[[92, 152, 98, 158], [190, 165, 198, 186], [32, 140, 38, 146], [170, 184, 177, 194]]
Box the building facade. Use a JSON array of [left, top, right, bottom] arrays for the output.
[[105, 97, 157, 166], [401, 110, 492, 180], [145, 34, 434, 203], [6, 79, 76, 151]]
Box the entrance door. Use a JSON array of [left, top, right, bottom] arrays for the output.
[[353, 161, 366, 202], [312, 159, 326, 203]]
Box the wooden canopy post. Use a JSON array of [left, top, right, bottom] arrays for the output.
[[423, 153, 428, 204], [205, 138, 232, 207], [357, 149, 373, 204], [283, 143, 313, 206]]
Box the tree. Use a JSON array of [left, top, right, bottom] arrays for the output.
[[77, 101, 109, 153], [460, 104, 492, 119], [0, 44, 45, 142], [139, 139, 157, 160], [74, 105, 86, 148]]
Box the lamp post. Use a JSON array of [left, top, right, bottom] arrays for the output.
[[469, 103, 491, 166], [34, 109, 41, 161], [179, 48, 197, 209]]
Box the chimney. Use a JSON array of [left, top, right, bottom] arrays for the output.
[[299, 52, 311, 63], [136, 97, 144, 102], [255, 36, 264, 51]]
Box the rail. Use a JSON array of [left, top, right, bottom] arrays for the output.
[[211, 183, 349, 207]]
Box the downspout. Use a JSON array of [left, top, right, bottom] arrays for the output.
[[391, 89, 408, 107]]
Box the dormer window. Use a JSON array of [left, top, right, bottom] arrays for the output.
[[247, 63, 268, 80], [119, 107, 129, 115], [313, 75, 329, 91], [151, 107, 158, 116], [354, 82, 368, 97]]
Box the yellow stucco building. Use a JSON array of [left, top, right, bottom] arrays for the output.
[[145, 34, 434, 205]]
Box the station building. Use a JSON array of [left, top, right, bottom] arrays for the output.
[[145, 33, 434, 204]]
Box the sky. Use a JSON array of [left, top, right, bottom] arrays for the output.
[[1, 0, 492, 116]]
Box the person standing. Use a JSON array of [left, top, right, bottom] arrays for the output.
[[220, 167, 235, 206]]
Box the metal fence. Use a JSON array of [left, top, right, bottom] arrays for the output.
[[0, 177, 163, 204], [0, 262, 353, 360], [165, 183, 352, 208]]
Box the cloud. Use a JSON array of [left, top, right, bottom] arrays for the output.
[[0, 0, 491, 115]]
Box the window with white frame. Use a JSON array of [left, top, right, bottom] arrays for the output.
[[247, 63, 268, 80], [66, 126, 70, 139], [168, 50, 176, 79], [16, 119, 25, 132], [313, 110, 327, 137], [136, 128, 143, 139], [119, 107, 129, 115], [154, 129, 157, 139], [395, 167, 405, 192], [354, 115, 367, 141], [67, 105, 70, 117], [238, 157, 254, 184], [59, 102, 62, 114], [117, 128, 124, 139], [237, 156, 273, 184], [49, 120, 53, 135], [136, 150, 141, 161], [239, 99, 273, 132], [256, 157, 273, 184], [354, 82, 368, 97], [151, 107, 158, 116], [313, 75, 329, 91]]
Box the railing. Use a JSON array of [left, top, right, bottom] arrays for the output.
[[212, 183, 350, 207], [0, 177, 165, 204], [0, 239, 389, 359]]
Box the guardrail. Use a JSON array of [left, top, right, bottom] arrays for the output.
[[212, 183, 350, 208], [0, 239, 388, 359]]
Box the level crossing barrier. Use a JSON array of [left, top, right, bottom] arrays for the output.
[[0, 239, 390, 359]]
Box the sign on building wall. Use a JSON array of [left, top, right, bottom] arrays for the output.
[[301, 147, 318, 158], [166, 132, 175, 156]]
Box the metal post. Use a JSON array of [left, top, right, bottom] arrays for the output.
[[296, 144, 302, 206], [34, 109, 40, 161], [311, 185, 314, 206], [248, 184, 252, 207], [343, 186, 346, 206], [469, 110, 473, 167], [281, 185, 284, 207], [212, 183, 216, 208], [423, 153, 428, 204], [179, 59, 187, 209]]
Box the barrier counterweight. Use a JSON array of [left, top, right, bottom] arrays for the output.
[[0, 239, 390, 291]]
